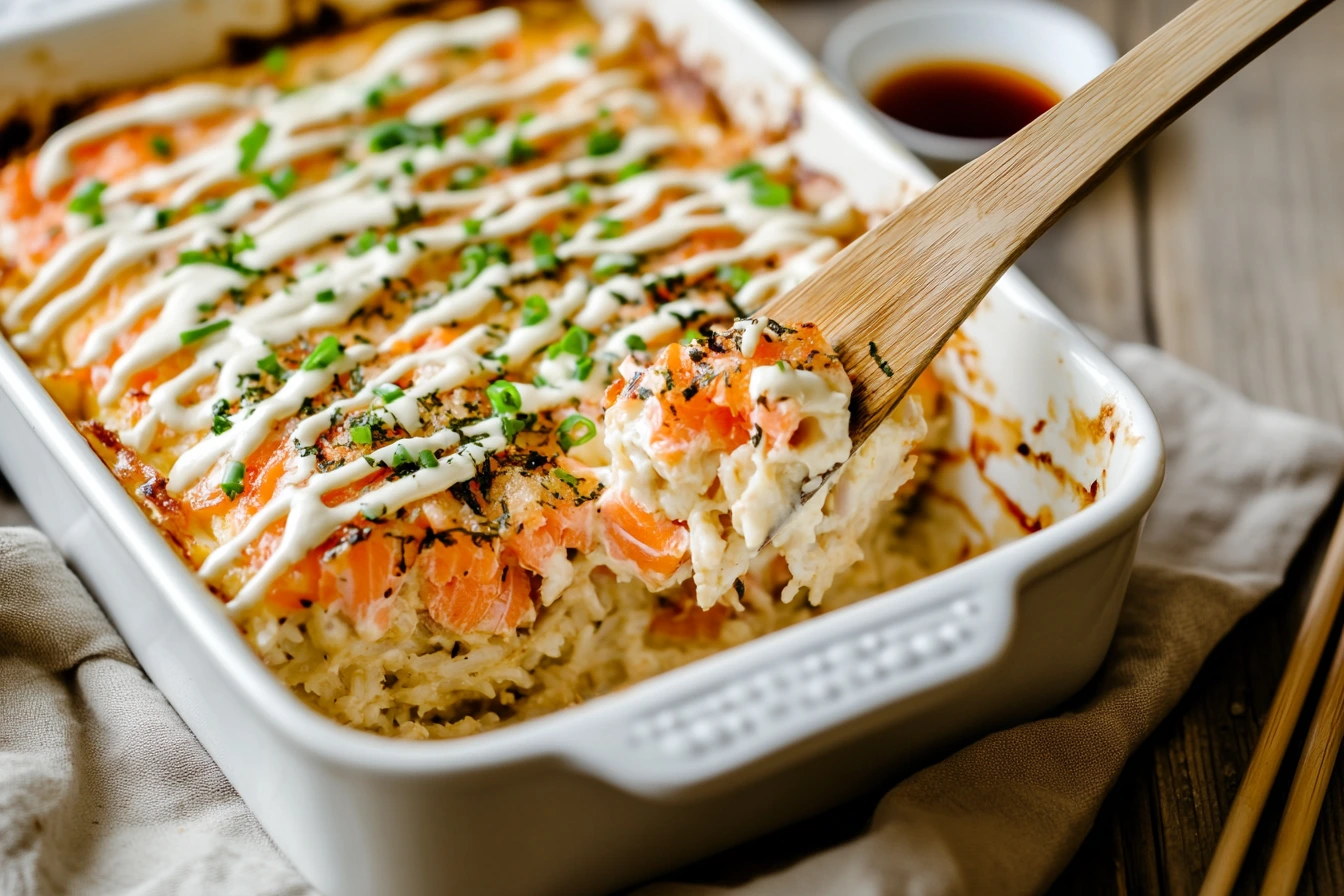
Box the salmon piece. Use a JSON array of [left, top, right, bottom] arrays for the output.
[[182, 429, 293, 525], [599, 489, 689, 583], [257, 533, 320, 611], [507, 499, 596, 575], [608, 322, 845, 463], [0, 159, 66, 266], [420, 536, 537, 636], [319, 525, 421, 636]]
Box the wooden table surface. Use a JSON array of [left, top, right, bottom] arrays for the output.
[[758, 0, 1344, 893]]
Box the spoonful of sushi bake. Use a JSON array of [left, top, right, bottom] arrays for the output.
[[600, 0, 1332, 610], [765, 0, 1331, 451]]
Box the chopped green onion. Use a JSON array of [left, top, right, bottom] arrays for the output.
[[179, 319, 231, 345], [220, 461, 246, 499], [597, 216, 623, 239], [680, 328, 705, 344], [347, 229, 379, 256], [462, 117, 495, 146], [68, 180, 107, 225], [616, 160, 647, 181], [625, 334, 647, 352], [154, 208, 174, 229], [521, 294, 550, 326], [364, 73, 403, 110], [237, 121, 271, 173], [750, 178, 793, 207], [361, 505, 384, 522], [518, 110, 537, 125], [501, 414, 531, 443], [391, 442, 415, 469], [400, 159, 416, 176], [462, 218, 482, 236], [256, 353, 284, 378], [385, 234, 400, 254], [315, 288, 337, 304], [567, 182, 591, 204], [486, 379, 523, 416], [718, 264, 751, 291], [587, 128, 621, 156], [368, 119, 443, 153], [300, 335, 343, 371], [261, 166, 296, 199], [504, 134, 536, 165], [149, 135, 172, 158], [418, 450, 439, 468], [574, 42, 593, 58], [574, 356, 595, 381], [350, 424, 373, 445], [557, 325, 592, 357], [176, 231, 258, 276], [557, 414, 597, 452], [263, 47, 288, 74], [190, 197, 225, 216], [553, 468, 580, 487], [592, 252, 638, 277], [529, 231, 557, 271], [726, 160, 764, 181], [211, 414, 232, 435], [373, 382, 405, 403]]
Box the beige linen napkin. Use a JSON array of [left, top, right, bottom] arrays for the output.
[[2, 339, 1343, 896]]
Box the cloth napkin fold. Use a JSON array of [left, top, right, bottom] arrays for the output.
[[3, 339, 1343, 896]]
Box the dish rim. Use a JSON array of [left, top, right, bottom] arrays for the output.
[[0, 0, 1165, 776]]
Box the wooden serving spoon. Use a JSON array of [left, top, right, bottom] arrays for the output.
[[764, 0, 1333, 448]]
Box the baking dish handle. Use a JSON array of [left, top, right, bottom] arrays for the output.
[[556, 577, 1016, 801]]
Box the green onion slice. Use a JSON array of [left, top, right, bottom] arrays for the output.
[[521, 294, 550, 326], [557, 414, 597, 452], [300, 335, 343, 371], [373, 382, 405, 403], [486, 380, 523, 416], [219, 461, 246, 499], [180, 319, 231, 345], [237, 121, 271, 173]]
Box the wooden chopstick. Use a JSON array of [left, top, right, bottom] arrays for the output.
[[1199, 498, 1344, 896], [1259, 600, 1344, 896]]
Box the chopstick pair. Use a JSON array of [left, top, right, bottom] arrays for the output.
[[1199, 499, 1344, 896]]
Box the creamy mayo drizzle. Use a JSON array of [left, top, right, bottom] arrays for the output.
[[8, 10, 851, 615]]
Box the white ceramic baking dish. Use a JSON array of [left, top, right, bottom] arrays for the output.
[[0, 1, 1165, 893]]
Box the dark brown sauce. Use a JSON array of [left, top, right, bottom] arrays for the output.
[[869, 60, 1060, 140]]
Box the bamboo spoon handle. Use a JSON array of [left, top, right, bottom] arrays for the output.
[[765, 0, 1333, 445]]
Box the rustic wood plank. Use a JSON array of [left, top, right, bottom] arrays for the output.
[[1144, 1, 1344, 420]]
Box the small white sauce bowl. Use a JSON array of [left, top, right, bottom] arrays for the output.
[[822, 0, 1118, 166]]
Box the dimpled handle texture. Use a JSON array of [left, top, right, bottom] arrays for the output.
[[566, 583, 1015, 799]]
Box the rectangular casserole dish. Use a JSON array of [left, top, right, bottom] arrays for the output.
[[0, 2, 1165, 894]]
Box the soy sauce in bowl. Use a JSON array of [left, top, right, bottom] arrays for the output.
[[869, 60, 1061, 140]]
